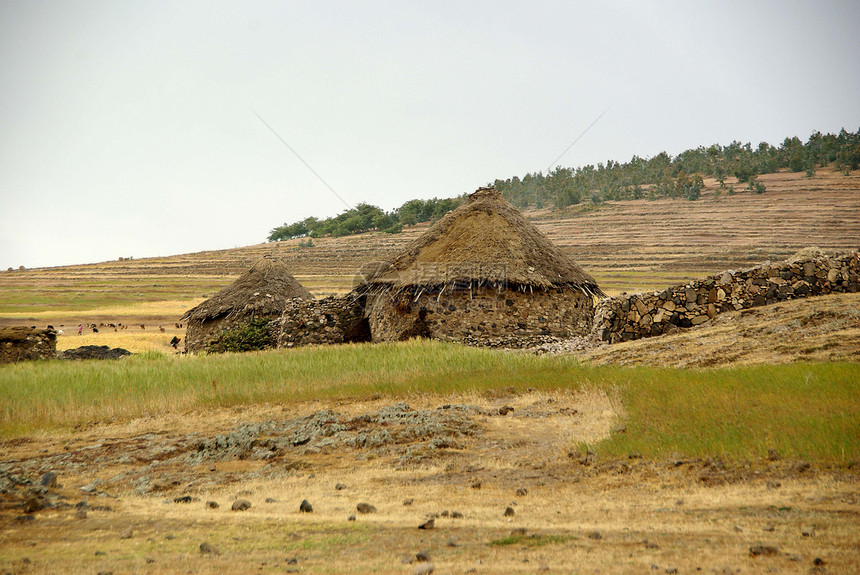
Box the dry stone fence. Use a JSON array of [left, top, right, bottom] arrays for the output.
[[276, 295, 371, 348], [0, 327, 57, 364], [592, 251, 860, 344]]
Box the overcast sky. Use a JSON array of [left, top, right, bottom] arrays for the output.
[[1, 1, 858, 270]]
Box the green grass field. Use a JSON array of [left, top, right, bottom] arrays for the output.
[[2, 340, 857, 463]]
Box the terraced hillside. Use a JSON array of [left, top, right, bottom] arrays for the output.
[[1, 167, 858, 319]]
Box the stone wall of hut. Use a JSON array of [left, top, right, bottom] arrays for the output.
[[366, 286, 593, 347], [592, 251, 860, 344], [0, 327, 57, 364], [276, 296, 371, 348]]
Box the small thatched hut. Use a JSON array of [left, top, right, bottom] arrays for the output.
[[182, 257, 312, 352], [360, 187, 602, 345]]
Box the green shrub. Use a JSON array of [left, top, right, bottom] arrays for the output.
[[208, 317, 274, 353]]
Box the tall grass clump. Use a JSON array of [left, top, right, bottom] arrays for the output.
[[596, 362, 860, 463], [1, 341, 857, 464], [0, 341, 586, 435]]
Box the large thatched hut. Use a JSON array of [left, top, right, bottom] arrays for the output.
[[360, 187, 602, 345], [182, 257, 312, 352]]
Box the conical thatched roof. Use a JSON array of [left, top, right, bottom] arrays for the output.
[[182, 257, 312, 322], [364, 187, 602, 295]]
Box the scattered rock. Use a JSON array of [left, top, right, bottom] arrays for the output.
[[733, 525, 743, 533], [94, 551, 106, 556], [451, 511, 464, 519], [749, 545, 779, 557], [335, 483, 347, 490], [813, 558, 825, 566], [801, 527, 814, 537], [418, 518, 434, 530], [199, 542, 221, 555], [498, 406, 514, 416], [299, 499, 313, 513], [173, 495, 194, 504], [265, 497, 276, 503], [587, 531, 602, 540], [74, 508, 87, 519], [415, 550, 430, 562], [470, 480, 481, 489], [644, 541, 659, 550], [763, 524, 775, 532], [447, 536, 458, 547], [413, 563, 434, 575], [22, 497, 42, 514], [665, 569, 678, 574], [766, 480, 781, 490], [516, 487, 528, 496], [119, 528, 133, 539], [40, 471, 58, 488], [231, 499, 251, 511], [403, 498, 414, 506], [206, 501, 219, 509], [356, 502, 377, 514], [347, 514, 356, 521], [503, 506, 515, 517], [767, 448, 780, 461], [510, 528, 528, 537]]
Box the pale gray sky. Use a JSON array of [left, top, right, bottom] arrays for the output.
[[2, 0, 858, 270]]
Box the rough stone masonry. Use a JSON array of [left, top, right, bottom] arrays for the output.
[[592, 251, 860, 344]]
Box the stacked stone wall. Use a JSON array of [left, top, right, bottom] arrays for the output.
[[276, 296, 370, 348], [0, 327, 57, 364], [592, 251, 860, 344], [366, 286, 593, 347]]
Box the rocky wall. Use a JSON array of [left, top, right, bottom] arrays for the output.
[[0, 327, 57, 364], [366, 286, 593, 347], [276, 295, 371, 348], [592, 251, 860, 344]]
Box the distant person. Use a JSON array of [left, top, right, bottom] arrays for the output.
[[170, 336, 181, 349], [77, 324, 83, 336]]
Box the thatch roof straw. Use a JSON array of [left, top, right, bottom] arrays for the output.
[[362, 187, 603, 296], [182, 257, 312, 322]]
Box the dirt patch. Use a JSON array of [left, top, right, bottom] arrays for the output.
[[2, 393, 858, 574]]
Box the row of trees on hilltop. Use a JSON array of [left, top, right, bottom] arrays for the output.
[[494, 128, 860, 208], [268, 127, 860, 242], [268, 197, 464, 241]]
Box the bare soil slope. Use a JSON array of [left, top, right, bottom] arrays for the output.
[[583, 292, 860, 367]]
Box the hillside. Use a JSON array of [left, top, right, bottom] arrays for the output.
[[0, 166, 857, 323]]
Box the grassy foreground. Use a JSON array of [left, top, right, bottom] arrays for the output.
[[1, 340, 858, 463]]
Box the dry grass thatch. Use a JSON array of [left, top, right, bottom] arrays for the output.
[[181, 257, 312, 322], [363, 187, 603, 295]]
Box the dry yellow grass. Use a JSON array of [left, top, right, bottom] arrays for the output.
[[1, 390, 857, 574]]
